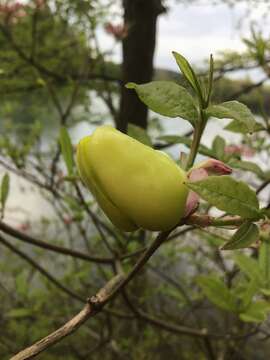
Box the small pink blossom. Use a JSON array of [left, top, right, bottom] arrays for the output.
[[0, 2, 26, 23], [105, 22, 128, 40], [63, 216, 73, 225], [17, 222, 31, 232], [260, 221, 270, 232], [34, 0, 46, 9], [225, 145, 255, 158]]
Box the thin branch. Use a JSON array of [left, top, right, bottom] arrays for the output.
[[0, 158, 59, 197], [0, 220, 114, 264], [11, 229, 174, 358], [0, 234, 84, 303], [256, 178, 270, 194], [7, 223, 256, 359], [74, 183, 118, 255], [166, 225, 195, 242], [11, 302, 93, 360], [0, 159, 116, 242], [225, 77, 268, 101], [185, 214, 244, 228]]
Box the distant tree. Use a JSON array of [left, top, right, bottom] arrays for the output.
[[117, 0, 166, 132]]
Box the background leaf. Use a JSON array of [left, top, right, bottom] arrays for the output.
[[127, 124, 152, 147], [197, 275, 236, 312], [7, 308, 33, 319], [221, 222, 259, 250], [234, 254, 262, 282], [59, 127, 74, 176], [157, 135, 214, 157], [259, 242, 270, 284], [240, 301, 270, 323], [228, 159, 265, 179], [224, 119, 264, 134], [212, 135, 226, 160], [1, 173, 10, 218], [207, 101, 257, 133]]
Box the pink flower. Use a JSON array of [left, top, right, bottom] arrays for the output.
[[261, 222, 270, 232], [34, 0, 46, 9], [105, 22, 128, 40], [17, 222, 31, 232], [63, 216, 73, 225], [0, 2, 26, 23], [225, 145, 255, 158]]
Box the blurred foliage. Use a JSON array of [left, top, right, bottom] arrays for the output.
[[1, 1, 270, 360]]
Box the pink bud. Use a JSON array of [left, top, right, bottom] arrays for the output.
[[17, 222, 31, 232], [184, 160, 232, 217], [63, 216, 73, 225], [184, 168, 208, 217], [192, 159, 232, 176], [261, 222, 270, 232], [104, 22, 128, 40], [188, 168, 209, 181], [35, 0, 46, 9]]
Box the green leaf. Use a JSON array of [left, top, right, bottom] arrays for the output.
[[261, 208, 270, 219], [234, 254, 262, 282], [221, 222, 259, 250], [228, 159, 264, 178], [261, 288, 270, 296], [206, 54, 214, 106], [240, 278, 260, 309], [240, 301, 270, 323], [172, 51, 203, 100], [231, 278, 258, 311], [187, 176, 261, 219], [127, 124, 152, 147], [15, 272, 29, 298], [7, 308, 33, 319], [212, 135, 225, 160], [126, 81, 198, 125], [36, 77, 46, 87], [197, 275, 236, 312], [224, 119, 264, 134], [157, 135, 214, 157], [206, 101, 257, 133], [1, 173, 10, 217], [199, 231, 224, 246], [259, 242, 270, 283], [59, 127, 74, 176]]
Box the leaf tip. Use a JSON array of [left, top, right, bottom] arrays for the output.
[[125, 82, 136, 89]]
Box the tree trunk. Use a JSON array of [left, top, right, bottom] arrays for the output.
[[117, 0, 165, 132]]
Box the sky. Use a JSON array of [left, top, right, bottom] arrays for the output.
[[156, 1, 270, 69], [101, 1, 270, 78]]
